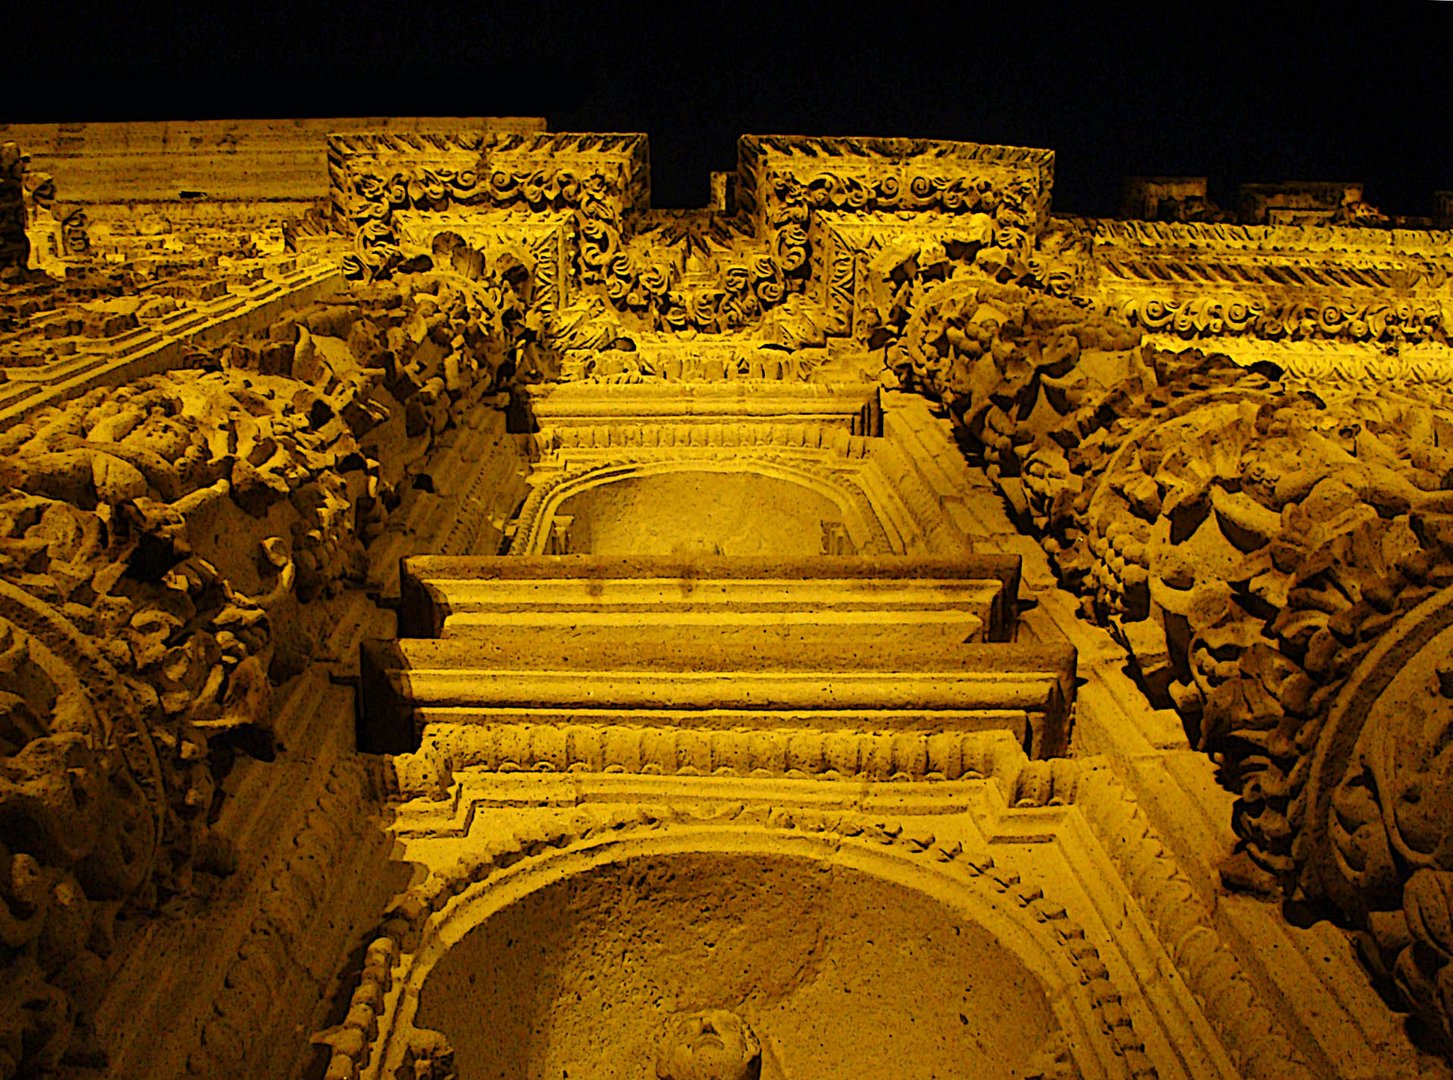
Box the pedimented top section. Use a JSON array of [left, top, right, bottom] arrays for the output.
[[326, 132, 1053, 228], [733, 134, 1055, 244], [328, 131, 1060, 364], [328, 131, 652, 263]]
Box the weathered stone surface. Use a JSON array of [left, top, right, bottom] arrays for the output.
[[0, 144, 29, 277], [2, 122, 1452, 1079], [0, 258, 536, 1075]]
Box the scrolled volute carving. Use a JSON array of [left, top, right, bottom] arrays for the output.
[[655, 1010, 761, 1080], [876, 226, 1453, 1055], [875, 229, 1453, 983], [1124, 295, 1448, 347], [343, 156, 627, 282], [0, 607, 155, 1077], [581, 206, 802, 337]]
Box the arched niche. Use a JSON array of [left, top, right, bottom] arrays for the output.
[[365, 821, 1125, 1079], [513, 462, 895, 557], [418, 851, 1056, 1078]]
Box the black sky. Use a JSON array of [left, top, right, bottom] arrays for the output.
[[10, 1, 1453, 216]]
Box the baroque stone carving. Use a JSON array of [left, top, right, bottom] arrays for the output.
[[6, 124, 1453, 1077], [329, 749, 1312, 1080], [0, 263, 533, 1075], [328, 133, 1056, 373], [815, 194, 1453, 1055], [0, 141, 91, 281], [1121, 295, 1448, 347], [1300, 587, 1453, 1053], [330, 132, 646, 284]]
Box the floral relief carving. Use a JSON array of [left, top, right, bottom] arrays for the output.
[[330, 133, 1055, 352], [851, 208, 1453, 1057], [326, 139, 1453, 1059], [0, 267, 537, 1076], [1123, 295, 1447, 347], [7, 127, 1453, 1076]]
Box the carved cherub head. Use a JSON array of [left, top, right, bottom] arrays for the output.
[[655, 1009, 762, 1080]]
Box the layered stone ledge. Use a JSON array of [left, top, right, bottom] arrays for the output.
[[361, 553, 1074, 760], [397, 552, 1021, 640]]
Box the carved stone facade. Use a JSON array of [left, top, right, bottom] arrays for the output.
[[0, 119, 1450, 1078]]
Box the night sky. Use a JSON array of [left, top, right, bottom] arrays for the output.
[[10, 2, 1452, 217]]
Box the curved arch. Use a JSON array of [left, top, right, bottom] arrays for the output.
[[1304, 584, 1453, 905], [512, 457, 899, 556], [364, 816, 1134, 1079]]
